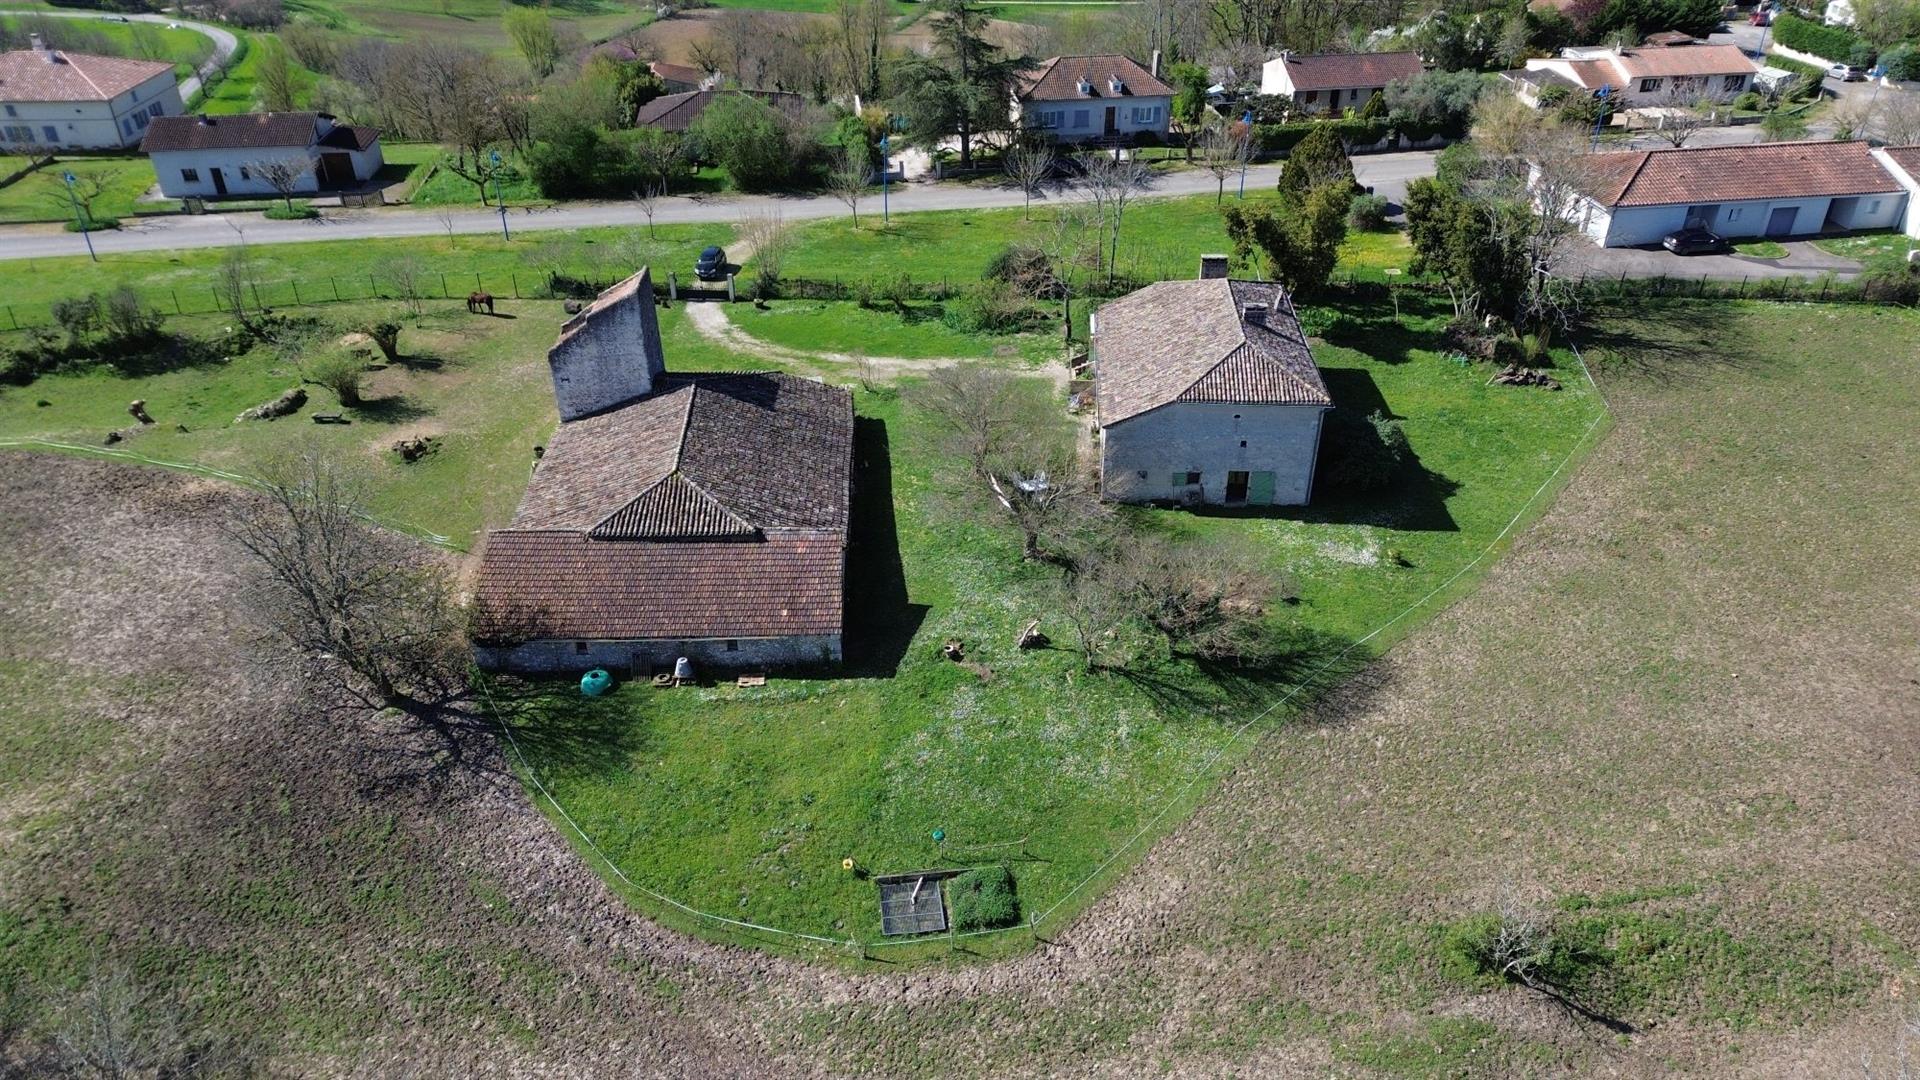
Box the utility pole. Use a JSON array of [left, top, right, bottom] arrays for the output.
[[491, 149, 510, 240]]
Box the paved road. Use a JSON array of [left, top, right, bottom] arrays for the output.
[[1567, 237, 1861, 280], [0, 150, 1442, 262], [0, 10, 239, 102]]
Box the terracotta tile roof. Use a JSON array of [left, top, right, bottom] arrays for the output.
[[648, 60, 707, 86], [1094, 279, 1330, 426], [472, 530, 846, 640], [1016, 55, 1172, 101], [1877, 145, 1920, 182], [1562, 59, 1618, 90], [1611, 43, 1756, 78], [0, 47, 173, 103], [142, 112, 380, 153], [1580, 140, 1901, 208], [634, 88, 806, 131], [1270, 50, 1424, 91], [476, 371, 854, 644]]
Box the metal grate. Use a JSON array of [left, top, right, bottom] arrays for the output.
[[877, 874, 949, 936]]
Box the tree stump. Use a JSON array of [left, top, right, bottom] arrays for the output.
[[128, 400, 153, 425]]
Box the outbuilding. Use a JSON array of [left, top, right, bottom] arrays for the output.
[[141, 111, 383, 200]]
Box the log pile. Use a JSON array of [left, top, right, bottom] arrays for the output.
[[236, 387, 308, 423], [1492, 365, 1561, 390]]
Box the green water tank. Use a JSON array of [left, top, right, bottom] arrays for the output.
[[580, 669, 613, 697]]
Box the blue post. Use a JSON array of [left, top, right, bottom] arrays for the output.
[[1591, 85, 1611, 151], [880, 135, 890, 226], [491, 149, 509, 240], [1237, 110, 1252, 199], [63, 171, 97, 263]]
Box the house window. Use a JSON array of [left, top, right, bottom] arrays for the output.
[[1723, 74, 1744, 91], [134, 111, 148, 129], [574, 641, 588, 654], [1175, 471, 1201, 485], [1868, 199, 1882, 213], [2, 105, 13, 117], [1639, 78, 1661, 92], [44, 125, 59, 142], [1240, 440, 1248, 448], [148, 102, 163, 118], [180, 168, 200, 182], [1035, 110, 1059, 128], [725, 640, 739, 652], [1301, 90, 1318, 104], [2, 125, 29, 143], [1072, 108, 1090, 128], [1726, 206, 1742, 221]]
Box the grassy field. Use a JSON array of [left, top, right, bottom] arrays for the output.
[[0, 155, 161, 226], [0, 14, 211, 76], [284, 0, 654, 54], [724, 297, 1065, 363], [1815, 228, 1920, 271], [3, 296, 1914, 1074]]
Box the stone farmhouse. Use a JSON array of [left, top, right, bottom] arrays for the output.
[[1258, 50, 1424, 115], [0, 34, 181, 150], [1092, 258, 1332, 507], [1012, 55, 1172, 144], [471, 269, 854, 674], [142, 112, 384, 199]]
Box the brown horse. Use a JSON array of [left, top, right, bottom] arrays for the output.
[[466, 291, 495, 315]]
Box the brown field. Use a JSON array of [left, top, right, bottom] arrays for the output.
[[2, 298, 1917, 1075]]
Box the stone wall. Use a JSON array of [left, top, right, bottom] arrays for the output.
[[475, 633, 843, 675], [1101, 401, 1328, 506], [546, 267, 667, 421]]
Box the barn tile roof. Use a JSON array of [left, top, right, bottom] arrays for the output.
[[634, 88, 806, 131], [647, 60, 708, 87], [475, 370, 854, 644], [1269, 50, 1423, 91], [1015, 55, 1172, 101], [0, 47, 172, 103], [1094, 279, 1330, 426], [140, 111, 379, 153], [1579, 140, 1902, 207], [1877, 145, 1920, 181]]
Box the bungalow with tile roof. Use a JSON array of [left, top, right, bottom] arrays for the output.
[[1870, 146, 1920, 238], [1548, 140, 1909, 247], [1258, 50, 1424, 115], [1090, 257, 1332, 507], [1012, 54, 1172, 144], [470, 268, 854, 674], [1508, 42, 1757, 109], [0, 34, 181, 150], [142, 111, 383, 199]]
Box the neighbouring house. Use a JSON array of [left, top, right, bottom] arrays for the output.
[[1012, 54, 1173, 144], [1091, 257, 1332, 507], [648, 60, 716, 94], [1872, 146, 1920, 237], [0, 34, 180, 150], [1509, 42, 1757, 109], [634, 88, 806, 132], [1257, 50, 1424, 115], [1550, 140, 1909, 247], [142, 112, 384, 199], [471, 268, 855, 674]]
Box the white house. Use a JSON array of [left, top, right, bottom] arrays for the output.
[[1513, 43, 1757, 108], [1872, 146, 1920, 237], [142, 112, 384, 199], [0, 35, 181, 150], [1258, 50, 1424, 115], [1092, 258, 1332, 507], [1552, 140, 1908, 247], [1012, 55, 1172, 144]]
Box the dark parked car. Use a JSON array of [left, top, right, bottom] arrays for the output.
[[1662, 228, 1729, 255], [695, 246, 728, 281]]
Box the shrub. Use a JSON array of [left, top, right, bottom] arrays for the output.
[[689, 93, 797, 191], [366, 320, 401, 362], [983, 244, 1063, 299], [1858, 262, 1920, 305], [940, 279, 1042, 334], [102, 286, 162, 344], [1772, 12, 1860, 64], [947, 866, 1019, 931], [1321, 409, 1412, 493], [1536, 83, 1571, 108], [1347, 192, 1390, 232], [264, 204, 317, 220], [63, 215, 119, 232], [1882, 43, 1920, 82], [306, 350, 366, 407], [51, 295, 100, 349], [1732, 90, 1764, 111]]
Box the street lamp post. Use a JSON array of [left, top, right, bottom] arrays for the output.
[[491, 149, 510, 241], [62, 171, 96, 263]]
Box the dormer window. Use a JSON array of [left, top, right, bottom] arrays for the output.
[[1109, 76, 1125, 94], [1076, 77, 1092, 95]]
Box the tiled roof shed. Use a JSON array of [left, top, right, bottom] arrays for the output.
[[1093, 279, 1330, 427], [634, 88, 806, 131], [1579, 140, 1902, 208]]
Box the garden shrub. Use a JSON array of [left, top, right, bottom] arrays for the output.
[[940, 280, 1043, 334], [948, 866, 1019, 931], [306, 350, 367, 407], [1772, 13, 1860, 64], [1732, 90, 1764, 111], [1321, 409, 1412, 493], [983, 244, 1063, 299], [1347, 193, 1390, 231]]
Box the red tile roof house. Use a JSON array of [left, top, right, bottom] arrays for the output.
[[1511, 43, 1758, 109], [1091, 257, 1332, 507], [1012, 55, 1173, 144], [1548, 140, 1909, 247], [0, 34, 182, 150], [1871, 146, 1920, 238], [142, 112, 383, 200], [1257, 50, 1424, 115], [647, 60, 717, 94], [471, 268, 855, 675]]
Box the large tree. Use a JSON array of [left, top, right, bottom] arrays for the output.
[[1222, 177, 1348, 295], [888, 0, 1017, 167]]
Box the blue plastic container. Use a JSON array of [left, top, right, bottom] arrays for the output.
[[580, 669, 613, 697]]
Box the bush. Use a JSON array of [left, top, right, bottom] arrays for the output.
[[102, 286, 162, 344], [1772, 13, 1860, 64], [947, 866, 1019, 931], [1321, 409, 1412, 493], [263, 204, 317, 220], [306, 350, 366, 407], [689, 93, 798, 191], [63, 216, 119, 232], [1858, 263, 1920, 305], [1882, 43, 1920, 82], [1347, 192, 1390, 231], [940, 279, 1043, 334], [1250, 117, 1390, 154], [983, 244, 1063, 299], [1732, 90, 1764, 111]]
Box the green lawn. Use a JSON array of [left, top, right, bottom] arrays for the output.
[[1730, 238, 1788, 259], [283, 0, 653, 55], [0, 155, 161, 226], [727, 298, 1064, 364], [194, 32, 323, 115], [1814, 229, 1919, 271], [495, 289, 1604, 952], [0, 14, 211, 77]]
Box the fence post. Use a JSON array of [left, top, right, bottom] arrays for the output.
[[511, 271, 519, 299], [1739, 275, 1746, 298], [251, 282, 262, 309], [475, 271, 482, 291], [726, 273, 736, 302], [171, 288, 181, 314], [1698, 274, 1705, 297], [331, 276, 340, 302], [292, 280, 301, 306], [440, 272, 449, 299], [4, 305, 13, 331], [1820, 277, 1830, 302]]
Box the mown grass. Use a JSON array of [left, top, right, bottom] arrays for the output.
[[0, 155, 161, 226], [727, 298, 1064, 364], [1814, 228, 1919, 271], [0, 14, 211, 76]]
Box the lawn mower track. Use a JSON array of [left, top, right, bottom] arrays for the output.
[[3, 300, 1917, 1075]]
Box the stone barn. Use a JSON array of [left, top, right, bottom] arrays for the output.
[[1091, 261, 1332, 507], [471, 268, 854, 674]]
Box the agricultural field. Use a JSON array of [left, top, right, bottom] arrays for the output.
[[0, 295, 1913, 1073], [0, 13, 212, 77], [283, 0, 655, 54]]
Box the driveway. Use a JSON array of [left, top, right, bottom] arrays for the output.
[[0, 9, 239, 102], [1565, 237, 1862, 281], [0, 149, 1442, 263]]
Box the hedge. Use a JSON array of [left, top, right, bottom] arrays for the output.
[[1251, 118, 1390, 153], [1772, 13, 1860, 64]]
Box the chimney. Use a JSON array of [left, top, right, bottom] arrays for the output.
[[1198, 254, 1230, 280], [1150, 49, 1162, 78], [30, 33, 54, 63], [1243, 303, 1268, 325]]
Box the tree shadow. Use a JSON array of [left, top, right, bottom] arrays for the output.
[[348, 394, 432, 424], [476, 675, 651, 780], [843, 416, 929, 677], [1106, 626, 1367, 722], [1573, 299, 1757, 388], [103, 332, 230, 378]]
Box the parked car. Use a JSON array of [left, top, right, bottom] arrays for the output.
[[1662, 228, 1729, 255], [1748, 9, 1772, 25], [1828, 63, 1868, 81], [695, 246, 728, 281]]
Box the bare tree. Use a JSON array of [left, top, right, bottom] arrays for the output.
[[247, 154, 313, 214], [56, 964, 186, 1078], [218, 244, 260, 326], [44, 170, 110, 225], [1874, 95, 1920, 149], [1100, 534, 1283, 662], [1507, 126, 1596, 348], [257, 36, 297, 111], [826, 141, 871, 228], [379, 254, 429, 315], [1004, 139, 1056, 220], [227, 451, 467, 715], [633, 178, 664, 240], [1643, 82, 1725, 148], [1198, 120, 1253, 203], [1078, 151, 1154, 285], [739, 209, 790, 298], [1862, 1012, 1920, 1080]]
